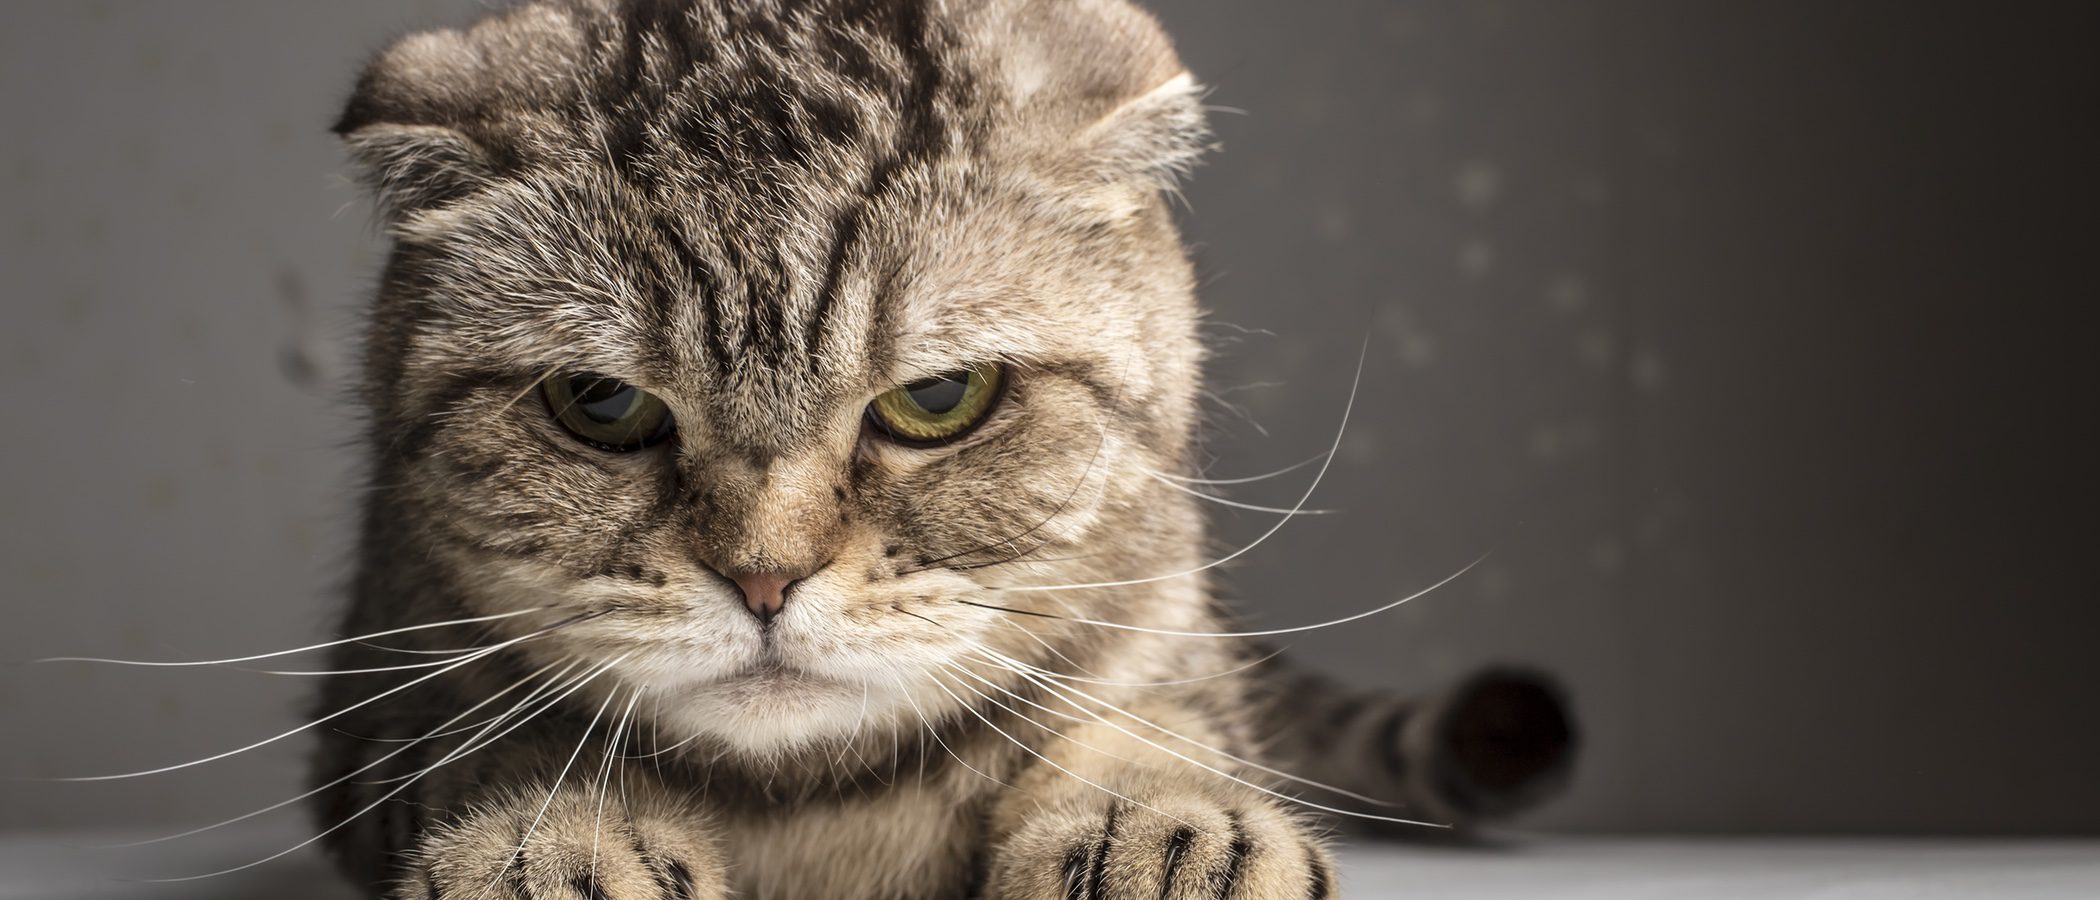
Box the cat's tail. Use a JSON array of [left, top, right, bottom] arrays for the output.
[[1247, 658, 1579, 833]]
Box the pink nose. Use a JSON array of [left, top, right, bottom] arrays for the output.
[[725, 571, 797, 625]]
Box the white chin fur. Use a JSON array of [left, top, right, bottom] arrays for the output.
[[656, 670, 889, 756]]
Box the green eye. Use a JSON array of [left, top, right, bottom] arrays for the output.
[[867, 363, 1006, 445], [541, 372, 675, 452]]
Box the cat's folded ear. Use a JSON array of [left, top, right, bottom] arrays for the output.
[[332, 7, 582, 222], [1077, 71, 1211, 194], [333, 30, 499, 222], [988, 0, 1213, 198]]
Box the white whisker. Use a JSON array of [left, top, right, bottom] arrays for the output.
[[494, 678, 623, 890], [1144, 471, 1336, 516], [1154, 452, 1326, 486], [1201, 387, 1272, 438], [973, 555, 1482, 639], [360, 658, 586, 745], [355, 642, 510, 656], [138, 655, 627, 883], [617, 726, 706, 761], [983, 651, 1444, 828], [996, 345, 1365, 596], [247, 653, 500, 677], [1003, 644, 1289, 689], [889, 673, 1010, 791], [590, 688, 642, 882], [967, 649, 1383, 804], [996, 617, 1098, 678], [936, 665, 1138, 769], [37, 608, 548, 668], [108, 658, 573, 848], [926, 668, 1180, 824], [360, 656, 618, 786], [49, 634, 537, 782]]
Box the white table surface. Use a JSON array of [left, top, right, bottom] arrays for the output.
[[3, 828, 2095, 899]]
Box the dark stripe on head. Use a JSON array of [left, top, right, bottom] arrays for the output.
[[804, 0, 952, 370], [648, 213, 716, 304], [753, 245, 794, 364]]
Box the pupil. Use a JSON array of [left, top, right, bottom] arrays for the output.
[[906, 375, 969, 414], [572, 377, 636, 424]]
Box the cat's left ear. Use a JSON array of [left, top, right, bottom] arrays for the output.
[[332, 6, 582, 222], [333, 29, 501, 222]]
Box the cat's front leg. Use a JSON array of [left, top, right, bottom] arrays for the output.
[[985, 770, 1335, 900], [393, 785, 727, 900]]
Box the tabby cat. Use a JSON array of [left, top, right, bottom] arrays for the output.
[[311, 1, 1575, 897]]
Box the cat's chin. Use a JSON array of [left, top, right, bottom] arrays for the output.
[[654, 663, 884, 757]]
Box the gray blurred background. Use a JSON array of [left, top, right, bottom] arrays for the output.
[[3, 0, 2094, 839]]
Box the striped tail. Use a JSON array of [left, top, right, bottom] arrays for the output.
[[1249, 660, 1579, 832]]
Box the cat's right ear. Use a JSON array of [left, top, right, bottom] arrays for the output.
[[985, 0, 1213, 212], [332, 30, 501, 222]]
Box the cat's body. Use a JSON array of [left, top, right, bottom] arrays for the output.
[[312, 1, 1573, 897]]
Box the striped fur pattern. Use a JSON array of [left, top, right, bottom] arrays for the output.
[[312, 1, 1574, 898]]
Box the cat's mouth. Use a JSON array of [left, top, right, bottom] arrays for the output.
[[723, 652, 843, 691]]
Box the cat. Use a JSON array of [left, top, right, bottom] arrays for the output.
[[310, 1, 1576, 897]]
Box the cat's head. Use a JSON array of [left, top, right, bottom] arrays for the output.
[[341, 0, 1212, 756]]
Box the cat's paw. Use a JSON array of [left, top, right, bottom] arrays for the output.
[[988, 785, 1334, 899], [393, 787, 726, 899]]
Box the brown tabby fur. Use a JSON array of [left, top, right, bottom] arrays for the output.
[[311, 2, 1573, 898]]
